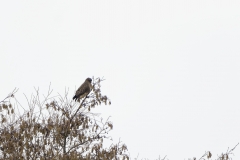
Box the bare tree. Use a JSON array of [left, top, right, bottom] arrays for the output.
[[1, 78, 238, 160], [0, 77, 129, 160]]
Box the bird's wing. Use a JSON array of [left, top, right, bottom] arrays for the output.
[[75, 82, 90, 97]]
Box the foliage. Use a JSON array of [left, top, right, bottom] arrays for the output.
[[0, 78, 238, 160], [133, 143, 238, 160], [0, 77, 129, 160]]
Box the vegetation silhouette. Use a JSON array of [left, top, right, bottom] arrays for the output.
[[0, 77, 238, 160], [0, 77, 128, 160]]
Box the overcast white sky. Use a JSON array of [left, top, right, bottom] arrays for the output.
[[1, 1, 240, 159]]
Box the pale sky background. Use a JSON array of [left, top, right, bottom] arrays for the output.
[[1, 1, 240, 159]]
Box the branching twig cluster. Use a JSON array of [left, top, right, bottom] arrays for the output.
[[0, 77, 129, 160], [0, 88, 18, 104]]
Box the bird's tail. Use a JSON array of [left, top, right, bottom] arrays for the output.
[[73, 95, 77, 101]]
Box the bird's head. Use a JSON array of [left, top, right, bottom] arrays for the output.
[[86, 78, 92, 83]]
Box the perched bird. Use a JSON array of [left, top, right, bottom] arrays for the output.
[[73, 78, 93, 101]]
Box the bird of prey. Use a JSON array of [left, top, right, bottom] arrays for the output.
[[73, 78, 93, 101]]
